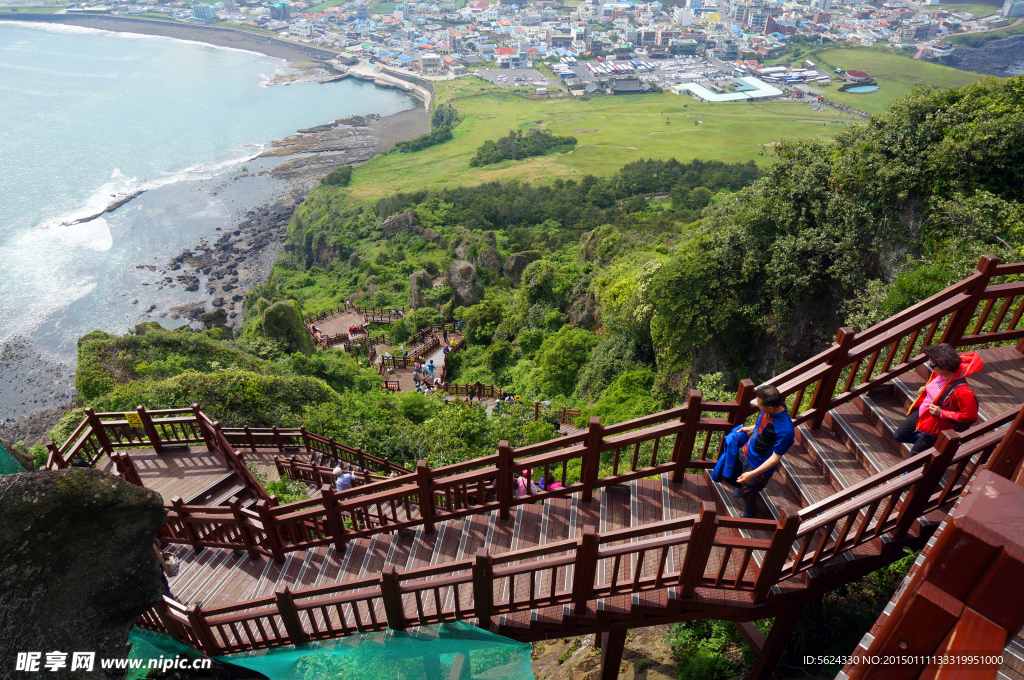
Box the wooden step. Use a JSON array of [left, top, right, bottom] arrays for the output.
[[774, 443, 840, 508], [825, 402, 905, 473], [184, 472, 235, 505], [796, 425, 873, 490]]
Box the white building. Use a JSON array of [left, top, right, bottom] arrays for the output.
[[290, 17, 312, 38], [419, 52, 444, 75], [1004, 0, 1024, 16]]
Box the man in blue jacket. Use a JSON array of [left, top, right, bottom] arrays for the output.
[[732, 384, 794, 518]]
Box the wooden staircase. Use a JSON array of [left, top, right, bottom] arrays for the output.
[[49, 255, 1024, 679]]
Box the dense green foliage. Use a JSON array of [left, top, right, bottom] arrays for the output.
[[430, 101, 464, 129], [469, 128, 578, 167], [391, 126, 454, 154], [321, 166, 352, 187]]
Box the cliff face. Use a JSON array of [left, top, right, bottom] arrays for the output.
[[0, 469, 167, 678]]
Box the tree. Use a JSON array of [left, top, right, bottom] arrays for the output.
[[534, 326, 600, 396]]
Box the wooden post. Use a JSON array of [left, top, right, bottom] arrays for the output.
[[228, 497, 257, 559], [172, 497, 200, 552], [680, 502, 717, 598], [191, 403, 215, 451], [534, 400, 540, 422], [416, 460, 436, 535], [85, 408, 114, 456], [244, 426, 257, 454], [582, 417, 603, 503], [299, 426, 312, 458], [986, 402, 1024, 479], [274, 587, 308, 644], [748, 598, 808, 680], [320, 484, 347, 553], [730, 379, 757, 428], [572, 525, 598, 612], [380, 565, 406, 630], [671, 390, 703, 481], [137, 405, 163, 455], [894, 431, 961, 539], [449, 652, 471, 680], [46, 442, 65, 469], [808, 327, 856, 429], [599, 629, 627, 680], [751, 511, 801, 603], [272, 426, 284, 455], [472, 548, 494, 625], [186, 605, 218, 656], [497, 441, 513, 521], [256, 500, 285, 563], [943, 254, 999, 349]]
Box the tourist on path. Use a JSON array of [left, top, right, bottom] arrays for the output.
[[896, 343, 981, 453], [729, 384, 794, 518], [334, 465, 355, 493], [428, 360, 435, 379]]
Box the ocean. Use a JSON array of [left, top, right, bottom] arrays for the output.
[[0, 21, 413, 417]]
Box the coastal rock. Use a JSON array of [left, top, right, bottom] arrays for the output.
[[447, 260, 483, 309], [476, 247, 502, 274], [503, 250, 543, 285], [262, 300, 315, 355], [0, 469, 166, 678], [408, 270, 432, 309], [212, 297, 225, 307]]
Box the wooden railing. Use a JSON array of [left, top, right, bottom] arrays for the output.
[[140, 400, 1021, 656], [72, 254, 1024, 655], [219, 425, 408, 478], [304, 304, 410, 324]]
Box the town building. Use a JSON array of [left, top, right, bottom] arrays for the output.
[[290, 17, 312, 38], [191, 2, 216, 23], [419, 52, 444, 75], [1003, 0, 1024, 16], [269, 1, 290, 20]]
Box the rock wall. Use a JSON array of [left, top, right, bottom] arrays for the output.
[[0, 469, 167, 678]]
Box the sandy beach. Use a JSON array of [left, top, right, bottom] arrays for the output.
[[0, 13, 337, 62]]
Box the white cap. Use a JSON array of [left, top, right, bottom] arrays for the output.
[[333, 466, 343, 475]]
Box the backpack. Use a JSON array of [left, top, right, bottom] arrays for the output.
[[934, 377, 976, 432]]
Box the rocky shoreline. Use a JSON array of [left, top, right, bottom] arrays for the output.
[[0, 103, 429, 446], [151, 108, 429, 331]]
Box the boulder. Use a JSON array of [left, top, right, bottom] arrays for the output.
[[349, 253, 361, 269], [421, 229, 442, 245], [380, 211, 420, 238], [482, 231, 498, 249], [0, 469, 166, 678], [454, 243, 470, 259], [502, 250, 542, 285], [568, 290, 600, 331], [476, 247, 502, 274], [262, 300, 315, 355], [409, 269, 432, 309], [447, 260, 483, 309]]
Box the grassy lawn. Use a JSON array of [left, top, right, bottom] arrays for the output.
[[306, 0, 347, 12], [341, 77, 862, 203], [935, 1, 1000, 16], [810, 47, 991, 115]]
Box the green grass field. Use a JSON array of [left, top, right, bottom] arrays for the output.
[[341, 77, 862, 202], [934, 0, 1000, 16], [810, 48, 991, 115]]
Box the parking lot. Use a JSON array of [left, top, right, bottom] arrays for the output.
[[474, 67, 561, 90], [554, 57, 726, 89]]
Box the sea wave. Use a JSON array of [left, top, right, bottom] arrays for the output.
[[0, 20, 286, 64], [38, 144, 267, 231]]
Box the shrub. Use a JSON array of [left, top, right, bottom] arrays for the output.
[[321, 166, 353, 187]]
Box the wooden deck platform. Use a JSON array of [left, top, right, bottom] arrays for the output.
[[98, 447, 232, 504]]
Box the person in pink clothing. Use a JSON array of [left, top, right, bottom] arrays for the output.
[[896, 343, 982, 452]]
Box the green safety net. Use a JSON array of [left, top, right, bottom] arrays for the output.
[[125, 627, 207, 680], [0, 443, 27, 475], [214, 622, 535, 680]]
